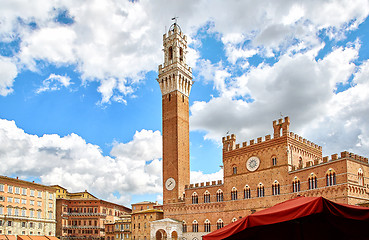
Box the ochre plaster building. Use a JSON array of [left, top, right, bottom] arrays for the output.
[[131, 202, 163, 240], [0, 176, 56, 236], [152, 23, 369, 240], [53, 186, 131, 240]]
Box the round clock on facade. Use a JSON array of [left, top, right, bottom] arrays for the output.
[[165, 177, 176, 191], [246, 156, 260, 172]]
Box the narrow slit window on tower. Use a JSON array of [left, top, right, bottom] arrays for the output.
[[180, 47, 183, 61], [169, 94, 171, 101]]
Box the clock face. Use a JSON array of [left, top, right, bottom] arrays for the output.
[[165, 177, 176, 191], [246, 156, 260, 172]]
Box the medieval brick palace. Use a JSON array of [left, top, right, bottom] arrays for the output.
[[151, 23, 369, 240]]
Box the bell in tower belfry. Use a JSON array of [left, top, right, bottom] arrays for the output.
[[158, 21, 193, 206]]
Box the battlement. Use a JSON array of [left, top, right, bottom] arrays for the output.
[[222, 116, 323, 153], [289, 132, 322, 151], [291, 151, 368, 171], [185, 180, 223, 190]]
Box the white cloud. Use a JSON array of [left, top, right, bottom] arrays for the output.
[[0, 119, 163, 206], [190, 169, 223, 184], [190, 43, 367, 157], [1, 0, 367, 103], [36, 74, 72, 93], [0, 56, 17, 96]]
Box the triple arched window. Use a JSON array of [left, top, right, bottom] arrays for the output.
[[182, 221, 187, 233], [292, 177, 300, 193], [231, 187, 238, 200], [204, 191, 210, 203], [257, 183, 265, 197], [308, 174, 318, 190], [272, 181, 280, 195], [204, 219, 211, 232], [244, 185, 251, 199], [326, 169, 336, 186], [192, 192, 198, 204], [216, 219, 224, 229], [216, 189, 223, 202], [192, 220, 198, 232]]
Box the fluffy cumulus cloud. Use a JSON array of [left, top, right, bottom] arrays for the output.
[[190, 42, 369, 156], [1, 0, 368, 101], [0, 56, 17, 96], [0, 119, 163, 206]]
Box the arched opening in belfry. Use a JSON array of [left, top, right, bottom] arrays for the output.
[[179, 47, 183, 61], [169, 46, 173, 61], [155, 229, 167, 240], [171, 231, 178, 240]]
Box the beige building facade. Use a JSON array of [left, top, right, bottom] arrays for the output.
[[131, 202, 163, 240], [155, 23, 369, 240], [0, 176, 56, 236]]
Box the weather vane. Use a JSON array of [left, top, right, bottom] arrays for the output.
[[172, 16, 179, 25]]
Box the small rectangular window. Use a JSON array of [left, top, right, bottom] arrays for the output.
[[0, 184, 4, 192], [37, 201, 42, 206], [8, 186, 13, 193], [15, 187, 20, 194], [22, 199, 26, 204], [15, 198, 20, 203], [8, 197, 13, 203], [30, 190, 35, 197], [22, 188, 27, 195]]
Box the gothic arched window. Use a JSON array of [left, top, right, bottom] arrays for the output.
[[231, 187, 238, 200], [216, 189, 223, 202], [257, 183, 264, 197], [192, 220, 198, 233], [216, 219, 224, 230], [204, 219, 211, 232], [204, 191, 210, 203], [292, 177, 300, 193], [192, 192, 198, 204], [244, 185, 251, 199], [308, 173, 318, 190], [326, 169, 336, 186], [272, 181, 280, 195]]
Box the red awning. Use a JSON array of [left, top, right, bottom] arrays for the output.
[[203, 196, 369, 240]]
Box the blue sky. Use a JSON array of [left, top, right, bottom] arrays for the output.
[[1, 0, 369, 207]]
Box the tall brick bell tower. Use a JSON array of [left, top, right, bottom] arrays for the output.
[[157, 22, 193, 205]]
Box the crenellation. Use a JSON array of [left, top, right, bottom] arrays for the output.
[[236, 144, 240, 149], [257, 137, 262, 143], [331, 154, 338, 160], [242, 141, 247, 147], [288, 132, 322, 151], [265, 135, 271, 141], [250, 139, 255, 145]]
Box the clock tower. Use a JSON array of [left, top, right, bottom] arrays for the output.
[[157, 23, 193, 204]]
